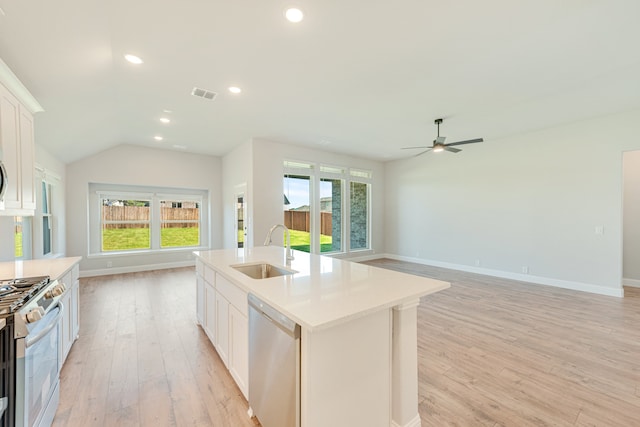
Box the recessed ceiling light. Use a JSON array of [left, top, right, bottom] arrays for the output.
[[160, 117, 170, 124], [154, 136, 163, 141], [172, 144, 187, 150], [163, 109, 172, 113], [285, 8, 304, 23], [228, 86, 242, 94], [124, 54, 143, 64]]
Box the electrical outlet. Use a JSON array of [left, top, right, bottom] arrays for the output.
[[595, 226, 604, 235], [107, 261, 113, 268], [475, 259, 481, 267], [522, 266, 529, 274]]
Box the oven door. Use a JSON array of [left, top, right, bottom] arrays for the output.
[[15, 302, 63, 427]]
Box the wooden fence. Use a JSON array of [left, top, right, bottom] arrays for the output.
[[284, 210, 332, 236], [102, 206, 199, 228]]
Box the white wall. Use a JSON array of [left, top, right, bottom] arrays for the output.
[[623, 150, 640, 282], [66, 144, 222, 275], [249, 138, 385, 258], [222, 140, 253, 248], [385, 109, 640, 296]]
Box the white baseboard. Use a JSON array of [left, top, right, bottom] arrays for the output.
[[80, 260, 195, 278], [623, 278, 640, 288], [344, 253, 384, 263], [391, 414, 422, 427], [368, 253, 624, 298]]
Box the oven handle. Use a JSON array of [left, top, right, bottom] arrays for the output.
[[25, 301, 64, 348]]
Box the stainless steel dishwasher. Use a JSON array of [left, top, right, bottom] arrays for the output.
[[248, 293, 301, 427]]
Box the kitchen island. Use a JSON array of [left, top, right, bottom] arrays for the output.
[[194, 247, 449, 427]]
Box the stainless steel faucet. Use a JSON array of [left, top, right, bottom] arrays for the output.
[[264, 224, 295, 261]]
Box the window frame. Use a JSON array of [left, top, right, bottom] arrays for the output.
[[41, 180, 53, 256], [283, 159, 372, 255], [88, 183, 208, 256]]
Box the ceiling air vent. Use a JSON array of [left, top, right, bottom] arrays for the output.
[[191, 87, 217, 101]]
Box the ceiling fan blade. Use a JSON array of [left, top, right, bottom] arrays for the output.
[[446, 138, 483, 147], [444, 146, 462, 153], [435, 136, 446, 144], [401, 146, 431, 150], [414, 149, 432, 157]]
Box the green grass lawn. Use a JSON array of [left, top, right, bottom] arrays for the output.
[[102, 227, 330, 252], [15, 232, 23, 258], [102, 227, 199, 251], [289, 229, 334, 253]]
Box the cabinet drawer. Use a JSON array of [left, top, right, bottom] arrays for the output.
[[215, 273, 248, 317]]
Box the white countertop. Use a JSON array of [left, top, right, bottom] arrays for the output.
[[194, 247, 450, 331], [0, 257, 82, 282]]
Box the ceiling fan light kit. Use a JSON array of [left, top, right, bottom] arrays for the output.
[[402, 118, 483, 156]]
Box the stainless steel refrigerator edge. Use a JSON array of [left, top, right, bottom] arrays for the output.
[[248, 294, 301, 427]]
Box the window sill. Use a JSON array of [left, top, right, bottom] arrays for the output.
[[87, 246, 210, 259]]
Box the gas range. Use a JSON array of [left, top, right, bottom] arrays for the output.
[[1, 275, 65, 427], [0, 276, 51, 320]]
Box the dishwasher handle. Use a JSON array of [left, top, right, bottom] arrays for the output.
[[248, 293, 300, 339]]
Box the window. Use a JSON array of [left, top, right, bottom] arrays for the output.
[[160, 198, 200, 248], [320, 177, 343, 253], [15, 216, 23, 258], [14, 216, 32, 259], [284, 174, 312, 252], [283, 160, 371, 254], [89, 184, 208, 254], [42, 181, 52, 255], [101, 198, 151, 251]]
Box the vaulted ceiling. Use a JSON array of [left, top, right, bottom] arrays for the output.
[[1, 0, 639, 164]]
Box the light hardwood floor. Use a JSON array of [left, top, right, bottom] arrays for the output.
[[52, 262, 640, 426], [362, 259, 640, 427], [52, 268, 259, 427]]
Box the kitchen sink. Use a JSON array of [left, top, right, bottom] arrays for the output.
[[231, 263, 296, 280]]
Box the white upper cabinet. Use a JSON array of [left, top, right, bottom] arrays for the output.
[[0, 83, 36, 215], [0, 83, 21, 210], [0, 58, 42, 216], [18, 104, 36, 211]]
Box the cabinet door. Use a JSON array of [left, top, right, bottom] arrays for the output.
[[204, 282, 216, 343], [216, 291, 230, 367], [18, 105, 35, 210], [71, 265, 80, 340], [71, 279, 80, 340], [196, 275, 204, 325], [229, 305, 248, 398], [59, 289, 73, 366], [0, 84, 21, 209]]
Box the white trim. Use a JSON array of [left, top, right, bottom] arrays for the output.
[[80, 260, 195, 278], [364, 254, 624, 298], [314, 250, 380, 261], [623, 278, 640, 288], [0, 57, 44, 113], [391, 414, 422, 427]]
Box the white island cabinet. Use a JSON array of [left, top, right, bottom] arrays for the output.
[[194, 247, 449, 427], [195, 258, 249, 398]]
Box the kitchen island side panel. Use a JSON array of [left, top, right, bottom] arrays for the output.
[[300, 308, 391, 427]]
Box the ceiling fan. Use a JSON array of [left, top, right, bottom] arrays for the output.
[[403, 118, 483, 155]]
